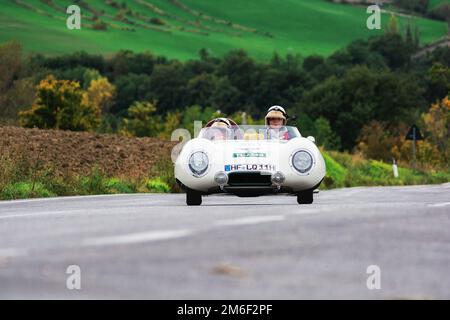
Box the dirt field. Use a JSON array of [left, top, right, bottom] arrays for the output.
[[0, 126, 177, 178]]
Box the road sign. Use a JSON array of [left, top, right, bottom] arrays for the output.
[[405, 124, 424, 170], [405, 124, 423, 141]]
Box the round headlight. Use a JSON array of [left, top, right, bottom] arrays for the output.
[[188, 151, 209, 176], [292, 150, 313, 174]]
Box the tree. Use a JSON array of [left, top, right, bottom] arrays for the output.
[[302, 55, 324, 72], [158, 111, 182, 139], [210, 77, 240, 115], [394, 0, 429, 14], [217, 49, 257, 108], [357, 121, 398, 161], [54, 66, 93, 88], [84, 77, 116, 114], [387, 13, 399, 35], [228, 110, 258, 125], [186, 73, 217, 107], [181, 105, 222, 136], [148, 62, 187, 113], [369, 33, 412, 69], [19, 75, 100, 131], [42, 51, 105, 71], [120, 101, 162, 137], [421, 96, 450, 168], [0, 41, 23, 123], [405, 20, 414, 48], [113, 73, 152, 115], [0, 41, 22, 93], [392, 138, 442, 170], [82, 68, 101, 89], [1, 77, 35, 124], [108, 50, 155, 78], [426, 63, 450, 103], [299, 64, 425, 150], [313, 117, 341, 150]]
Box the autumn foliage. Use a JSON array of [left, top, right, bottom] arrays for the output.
[[357, 96, 450, 170], [19, 75, 104, 131]]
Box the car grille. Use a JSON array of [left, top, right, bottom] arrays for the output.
[[227, 172, 272, 186]]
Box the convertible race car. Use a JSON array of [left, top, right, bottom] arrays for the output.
[[175, 120, 326, 205]]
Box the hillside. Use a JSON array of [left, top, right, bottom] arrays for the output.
[[0, 0, 448, 60], [429, 0, 449, 10]]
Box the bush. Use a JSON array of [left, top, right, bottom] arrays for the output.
[[146, 177, 171, 193], [347, 160, 399, 186], [105, 177, 135, 193], [19, 75, 101, 131], [120, 101, 161, 137], [322, 151, 347, 189], [148, 157, 179, 192], [149, 17, 165, 25], [325, 151, 450, 189], [79, 167, 109, 195], [1, 182, 55, 200], [92, 19, 108, 31]]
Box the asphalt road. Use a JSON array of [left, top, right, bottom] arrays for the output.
[[0, 184, 449, 299]]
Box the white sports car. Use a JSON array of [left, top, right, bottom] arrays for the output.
[[175, 120, 326, 205]]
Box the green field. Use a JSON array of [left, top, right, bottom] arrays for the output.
[[428, 0, 450, 10], [0, 0, 448, 60]]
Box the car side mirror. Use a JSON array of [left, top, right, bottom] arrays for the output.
[[307, 136, 316, 143]]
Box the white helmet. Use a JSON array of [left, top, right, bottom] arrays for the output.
[[205, 117, 232, 128], [265, 105, 288, 126]]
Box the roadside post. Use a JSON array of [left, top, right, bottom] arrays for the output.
[[392, 158, 399, 178], [405, 124, 424, 170]]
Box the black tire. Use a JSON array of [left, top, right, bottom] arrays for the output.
[[186, 188, 202, 206], [297, 190, 313, 204]]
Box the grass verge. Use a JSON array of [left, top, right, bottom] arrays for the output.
[[322, 150, 450, 189], [1, 145, 448, 200]]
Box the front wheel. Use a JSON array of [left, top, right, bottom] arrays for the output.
[[297, 190, 313, 204], [186, 188, 202, 206]]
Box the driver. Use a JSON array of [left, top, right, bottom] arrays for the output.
[[207, 118, 232, 141], [265, 105, 290, 140]]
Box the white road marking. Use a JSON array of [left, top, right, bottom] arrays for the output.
[[428, 202, 450, 208], [0, 248, 28, 257], [214, 215, 285, 226], [0, 193, 150, 205], [82, 229, 193, 246], [288, 208, 322, 215], [0, 210, 72, 220]]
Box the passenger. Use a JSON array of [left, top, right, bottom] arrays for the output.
[[210, 121, 228, 141], [264, 105, 290, 140], [206, 118, 232, 141]]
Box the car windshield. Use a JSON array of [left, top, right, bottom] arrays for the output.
[[199, 125, 301, 141]]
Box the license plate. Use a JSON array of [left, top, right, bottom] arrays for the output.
[[224, 164, 275, 172]]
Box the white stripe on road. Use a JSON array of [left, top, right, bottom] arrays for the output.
[[0, 248, 28, 258], [214, 215, 285, 227], [0, 193, 148, 205], [82, 229, 193, 246], [428, 202, 450, 208], [0, 210, 73, 220]]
